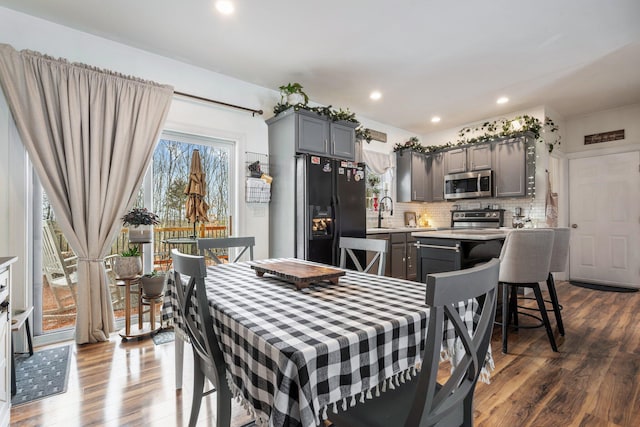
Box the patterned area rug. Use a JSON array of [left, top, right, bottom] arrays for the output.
[[152, 329, 175, 345], [12, 345, 72, 405]]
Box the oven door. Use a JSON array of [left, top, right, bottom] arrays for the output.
[[444, 171, 492, 199]]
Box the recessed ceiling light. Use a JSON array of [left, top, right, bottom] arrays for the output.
[[496, 97, 509, 104], [369, 91, 382, 101], [215, 1, 234, 15], [431, 116, 441, 123]]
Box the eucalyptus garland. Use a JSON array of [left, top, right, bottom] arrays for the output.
[[393, 115, 561, 154]]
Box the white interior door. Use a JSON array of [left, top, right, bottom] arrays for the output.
[[569, 151, 640, 288]]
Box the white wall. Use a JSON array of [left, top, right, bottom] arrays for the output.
[[564, 103, 640, 153], [0, 6, 285, 263]]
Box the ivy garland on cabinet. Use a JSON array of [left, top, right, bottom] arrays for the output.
[[274, 82, 375, 143], [274, 83, 560, 151], [393, 115, 561, 154]]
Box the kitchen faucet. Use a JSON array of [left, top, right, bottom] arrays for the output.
[[377, 196, 394, 228]]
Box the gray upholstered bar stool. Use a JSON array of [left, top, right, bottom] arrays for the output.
[[499, 229, 556, 353], [546, 227, 570, 336]]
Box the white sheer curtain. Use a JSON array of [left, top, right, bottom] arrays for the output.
[[361, 148, 393, 175], [0, 44, 174, 343]]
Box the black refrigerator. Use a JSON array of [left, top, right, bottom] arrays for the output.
[[295, 154, 366, 266]]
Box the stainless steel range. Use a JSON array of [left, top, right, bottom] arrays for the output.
[[451, 209, 505, 229]]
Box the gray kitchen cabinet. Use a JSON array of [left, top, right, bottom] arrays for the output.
[[468, 144, 492, 171], [429, 152, 445, 202], [406, 233, 417, 280], [396, 151, 428, 202], [366, 232, 418, 281], [444, 148, 467, 174], [444, 144, 492, 174], [494, 136, 531, 198], [266, 108, 357, 160], [297, 112, 328, 155], [331, 122, 357, 159], [390, 233, 406, 279]]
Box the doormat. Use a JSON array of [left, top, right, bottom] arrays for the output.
[[12, 345, 72, 406], [152, 329, 175, 345], [570, 281, 638, 293]]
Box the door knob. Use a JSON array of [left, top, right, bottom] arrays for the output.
[[571, 224, 578, 228]]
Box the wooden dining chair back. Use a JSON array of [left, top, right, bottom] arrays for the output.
[[41, 220, 78, 314], [499, 229, 556, 353], [339, 237, 388, 275], [171, 249, 232, 427], [197, 236, 255, 264], [330, 258, 500, 427]]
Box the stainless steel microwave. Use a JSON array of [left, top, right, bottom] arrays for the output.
[[444, 170, 492, 200]]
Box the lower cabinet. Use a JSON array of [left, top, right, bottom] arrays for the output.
[[366, 232, 418, 281], [416, 238, 462, 284]]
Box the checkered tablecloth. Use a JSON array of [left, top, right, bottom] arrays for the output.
[[162, 258, 489, 427]]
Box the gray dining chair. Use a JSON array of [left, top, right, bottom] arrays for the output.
[[171, 249, 232, 427], [197, 236, 255, 264], [330, 258, 500, 427], [339, 237, 388, 276], [546, 227, 570, 336], [499, 229, 556, 353]]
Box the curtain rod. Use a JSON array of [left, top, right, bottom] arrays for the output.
[[174, 90, 263, 116]]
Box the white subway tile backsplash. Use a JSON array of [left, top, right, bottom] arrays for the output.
[[367, 197, 546, 229]]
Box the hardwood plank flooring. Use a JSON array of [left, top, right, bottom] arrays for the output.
[[10, 281, 640, 426]]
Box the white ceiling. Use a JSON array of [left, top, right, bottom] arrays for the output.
[[2, 0, 640, 134]]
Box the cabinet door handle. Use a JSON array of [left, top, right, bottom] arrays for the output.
[[415, 242, 461, 252]]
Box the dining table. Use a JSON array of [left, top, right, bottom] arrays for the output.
[[162, 257, 491, 427]]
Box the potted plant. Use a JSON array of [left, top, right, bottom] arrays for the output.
[[121, 207, 159, 244], [113, 246, 142, 279], [140, 270, 166, 297], [279, 82, 309, 106]]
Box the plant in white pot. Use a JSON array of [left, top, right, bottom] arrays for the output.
[[279, 82, 309, 106], [113, 246, 142, 279], [140, 270, 166, 297], [122, 207, 159, 244]]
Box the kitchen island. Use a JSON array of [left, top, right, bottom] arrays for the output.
[[412, 229, 509, 283], [366, 227, 434, 280]]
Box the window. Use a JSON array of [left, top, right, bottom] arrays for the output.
[[37, 130, 234, 335]]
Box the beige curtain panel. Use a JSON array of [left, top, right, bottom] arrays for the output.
[[0, 44, 173, 343]]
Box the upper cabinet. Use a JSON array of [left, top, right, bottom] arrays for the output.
[[428, 152, 445, 202], [397, 151, 428, 202], [444, 144, 492, 175], [493, 135, 535, 198], [267, 109, 357, 160]]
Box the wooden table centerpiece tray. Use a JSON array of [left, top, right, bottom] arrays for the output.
[[251, 261, 345, 290]]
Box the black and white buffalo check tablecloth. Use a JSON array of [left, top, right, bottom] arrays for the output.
[[162, 258, 491, 427]]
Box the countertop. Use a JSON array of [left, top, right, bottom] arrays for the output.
[[367, 227, 435, 235], [411, 228, 511, 240]]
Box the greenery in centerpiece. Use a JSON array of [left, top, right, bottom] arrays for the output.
[[393, 115, 561, 154]]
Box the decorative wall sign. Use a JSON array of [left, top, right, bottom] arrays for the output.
[[584, 129, 625, 145], [368, 129, 387, 143]]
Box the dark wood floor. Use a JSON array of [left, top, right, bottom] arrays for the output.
[[11, 281, 640, 426]]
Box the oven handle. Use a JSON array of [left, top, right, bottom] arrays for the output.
[[415, 242, 461, 252]]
